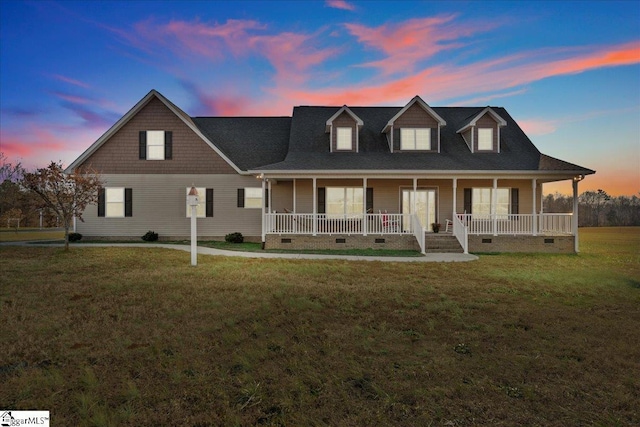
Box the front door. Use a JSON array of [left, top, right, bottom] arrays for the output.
[[402, 189, 437, 231]]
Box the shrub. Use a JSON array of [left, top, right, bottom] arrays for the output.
[[142, 231, 159, 242], [225, 232, 244, 243], [68, 232, 82, 242]]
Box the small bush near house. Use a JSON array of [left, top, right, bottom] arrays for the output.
[[142, 231, 159, 242], [225, 232, 244, 243], [68, 232, 82, 242]]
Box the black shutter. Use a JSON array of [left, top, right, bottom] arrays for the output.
[[366, 187, 374, 212], [206, 188, 214, 217], [139, 131, 146, 160], [464, 188, 472, 214], [265, 189, 269, 208], [97, 188, 105, 217], [124, 188, 133, 217], [431, 128, 438, 151], [237, 189, 245, 208], [317, 187, 326, 214], [164, 131, 172, 160], [511, 188, 519, 215]]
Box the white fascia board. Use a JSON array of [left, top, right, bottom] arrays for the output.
[[250, 169, 593, 180], [66, 89, 244, 174], [456, 107, 507, 134], [326, 105, 364, 129], [383, 96, 447, 133]]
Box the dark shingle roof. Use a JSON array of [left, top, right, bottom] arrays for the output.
[[193, 117, 291, 171], [190, 104, 593, 175], [253, 106, 571, 172]]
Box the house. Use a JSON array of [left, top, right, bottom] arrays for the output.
[[67, 90, 594, 254]]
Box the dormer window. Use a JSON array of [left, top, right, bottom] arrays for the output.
[[336, 127, 353, 150], [400, 128, 431, 150], [477, 128, 493, 151]]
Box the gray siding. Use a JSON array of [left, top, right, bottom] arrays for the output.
[[78, 174, 263, 238]]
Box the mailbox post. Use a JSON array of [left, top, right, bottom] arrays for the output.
[[187, 186, 199, 266]]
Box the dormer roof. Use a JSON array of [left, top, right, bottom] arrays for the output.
[[456, 106, 507, 134], [382, 95, 446, 133], [325, 105, 364, 132]]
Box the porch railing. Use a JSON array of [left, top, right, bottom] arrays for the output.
[[458, 213, 573, 235], [452, 214, 469, 254], [265, 213, 573, 238], [265, 213, 412, 235]]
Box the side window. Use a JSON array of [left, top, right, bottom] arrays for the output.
[[139, 131, 172, 160], [98, 188, 132, 217]]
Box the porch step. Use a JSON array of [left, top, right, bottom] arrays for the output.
[[424, 234, 464, 253]]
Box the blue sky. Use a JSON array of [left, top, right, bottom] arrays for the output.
[[1, 0, 639, 195]]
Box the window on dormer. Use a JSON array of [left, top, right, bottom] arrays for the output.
[[336, 127, 352, 150], [478, 128, 493, 151], [400, 128, 431, 150]]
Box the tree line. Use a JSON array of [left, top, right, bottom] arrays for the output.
[[543, 190, 640, 227]]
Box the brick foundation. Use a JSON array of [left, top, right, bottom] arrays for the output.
[[468, 235, 575, 253], [265, 234, 420, 251]]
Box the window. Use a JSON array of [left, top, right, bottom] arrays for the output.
[[238, 187, 268, 209], [106, 188, 125, 217], [400, 128, 431, 150], [336, 127, 352, 150], [186, 187, 206, 218], [98, 188, 132, 217], [326, 187, 363, 218], [472, 188, 510, 216], [478, 128, 493, 151], [139, 130, 172, 160]]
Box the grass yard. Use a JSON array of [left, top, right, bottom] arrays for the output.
[[1, 227, 638, 426], [0, 228, 64, 242]]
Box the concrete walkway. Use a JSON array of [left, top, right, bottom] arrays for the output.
[[1, 241, 478, 263]]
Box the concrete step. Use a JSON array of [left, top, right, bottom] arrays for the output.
[[424, 234, 464, 253]]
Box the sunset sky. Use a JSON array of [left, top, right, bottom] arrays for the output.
[[1, 0, 638, 195]]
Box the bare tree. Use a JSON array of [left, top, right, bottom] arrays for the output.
[[22, 161, 103, 250]]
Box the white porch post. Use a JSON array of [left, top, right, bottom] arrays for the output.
[[573, 177, 580, 253], [268, 179, 272, 214], [312, 177, 317, 236], [532, 178, 537, 236], [452, 178, 457, 219], [492, 178, 498, 236], [261, 176, 266, 243], [363, 177, 368, 236], [293, 178, 297, 213]]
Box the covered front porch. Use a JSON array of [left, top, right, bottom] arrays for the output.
[[258, 174, 584, 254]]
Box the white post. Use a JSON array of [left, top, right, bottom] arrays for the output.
[[573, 177, 580, 253], [268, 179, 272, 214], [187, 186, 199, 266], [312, 177, 317, 236], [363, 177, 368, 236], [293, 178, 297, 214], [261, 177, 266, 243], [492, 178, 498, 236], [532, 178, 537, 236], [452, 178, 457, 220]]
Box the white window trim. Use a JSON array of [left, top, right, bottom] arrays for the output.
[[186, 187, 206, 218], [147, 130, 165, 160], [400, 128, 431, 151], [244, 187, 262, 209], [336, 127, 353, 151], [477, 128, 493, 151], [105, 187, 125, 218]]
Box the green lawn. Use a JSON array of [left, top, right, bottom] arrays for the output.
[[0, 229, 64, 242], [1, 227, 638, 426]]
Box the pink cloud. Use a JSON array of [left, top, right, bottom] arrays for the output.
[[518, 119, 558, 136], [326, 0, 356, 11], [344, 15, 496, 75], [50, 74, 91, 89]]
